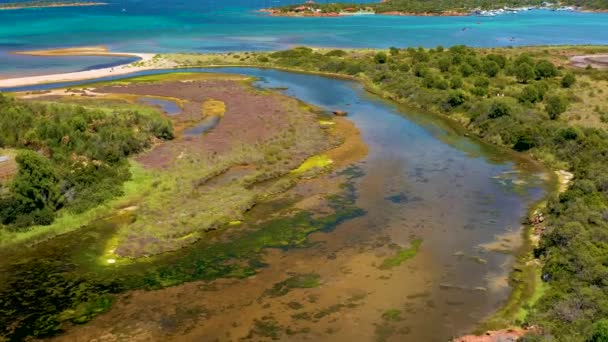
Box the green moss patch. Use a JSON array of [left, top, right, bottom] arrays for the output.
[[379, 239, 422, 269]]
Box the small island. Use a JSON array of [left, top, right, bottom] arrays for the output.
[[0, 1, 107, 10], [262, 0, 597, 17]]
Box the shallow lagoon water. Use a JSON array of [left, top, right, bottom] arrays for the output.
[[1, 69, 548, 340], [0, 0, 608, 75]]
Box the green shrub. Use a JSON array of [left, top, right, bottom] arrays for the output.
[[535, 60, 559, 79], [482, 60, 500, 77], [562, 73, 576, 88], [516, 63, 536, 83], [375, 52, 388, 64], [450, 76, 463, 89], [460, 63, 475, 77], [488, 100, 512, 118], [325, 49, 347, 57], [519, 84, 543, 104], [546, 94, 569, 120], [446, 90, 467, 107]]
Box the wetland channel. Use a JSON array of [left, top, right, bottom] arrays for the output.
[[1, 68, 550, 341]]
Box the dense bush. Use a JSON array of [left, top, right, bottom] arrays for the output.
[[546, 94, 569, 120], [0, 95, 174, 229]]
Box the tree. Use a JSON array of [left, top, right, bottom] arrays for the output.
[[438, 57, 451, 72], [389, 46, 400, 56], [535, 60, 558, 79], [450, 76, 463, 89], [486, 54, 507, 68], [488, 100, 512, 118], [2, 151, 61, 227], [325, 49, 347, 57], [590, 319, 608, 342], [446, 90, 467, 107], [519, 84, 543, 104], [482, 60, 500, 77], [516, 63, 536, 83], [562, 73, 576, 88], [375, 51, 388, 64], [460, 63, 475, 77], [546, 94, 569, 120]]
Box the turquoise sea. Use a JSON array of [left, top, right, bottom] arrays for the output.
[[1, 0, 608, 75]]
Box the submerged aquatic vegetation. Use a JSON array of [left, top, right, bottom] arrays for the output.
[[0, 164, 366, 340], [379, 239, 423, 269], [265, 273, 321, 297]]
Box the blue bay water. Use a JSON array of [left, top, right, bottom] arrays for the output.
[[1, 0, 608, 76]]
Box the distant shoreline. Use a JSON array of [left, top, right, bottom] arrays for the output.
[[259, 5, 606, 18], [260, 8, 469, 17], [0, 1, 107, 10]]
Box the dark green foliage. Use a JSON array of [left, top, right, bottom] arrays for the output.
[[519, 84, 544, 104], [437, 57, 451, 72], [535, 60, 559, 79], [0, 94, 173, 229], [389, 46, 400, 56], [325, 49, 347, 57], [450, 76, 464, 89], [591, 319, 608, 342], [446, 90, 467, 108], [546, 94, 569, 119], [375, 51, 388, 64], [460, 63, 475, 77], [413, 63, 429, 77], [486, 54, 507, 68], [488, 100, 512, 118], [482, 60, 500, 77], [1, 151, 60, 228], [513, 131, 536, 151], [516, 63, 536, 83], [562, 72, 576, 88]]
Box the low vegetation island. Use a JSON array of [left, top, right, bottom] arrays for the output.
[[264, 0, 608, 17], [0, 1, 107, 10]]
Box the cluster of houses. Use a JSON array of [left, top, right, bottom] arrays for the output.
[[288, 4, 375, 15], [471, 3, 577, 16]]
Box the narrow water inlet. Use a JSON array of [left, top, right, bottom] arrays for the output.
[[183, 115, 221, 136], [139, 96, 181, 116]]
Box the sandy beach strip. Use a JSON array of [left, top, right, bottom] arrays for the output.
[[0, 2, 107, 10], [0, 46, 175, 89]]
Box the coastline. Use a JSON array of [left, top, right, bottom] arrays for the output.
[[259, 6, 608, 18], [0, 2, 107, 10], [0, 47, 174, 88], [259, 8, 468, 17]]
